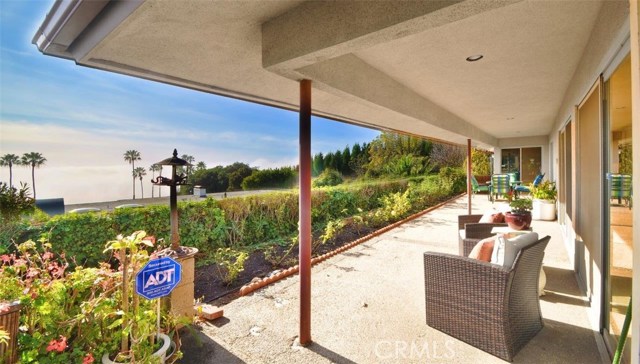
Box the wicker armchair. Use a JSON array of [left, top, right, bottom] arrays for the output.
[[458, 215, 507, 256], [424, 235, 550, 361]]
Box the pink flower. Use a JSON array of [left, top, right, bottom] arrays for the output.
[[82, 353, 95, 364], [0, 254, 11, 264], [13, 258, 26, 268], [46, 335, 67, 352], [26, 267, 39, 279], [42, 251, 54, 261]]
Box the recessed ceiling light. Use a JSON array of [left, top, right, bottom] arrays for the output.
[[466, 54, 483, 62]]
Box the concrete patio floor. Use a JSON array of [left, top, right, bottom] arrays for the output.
[[179, 195, 609, 363]]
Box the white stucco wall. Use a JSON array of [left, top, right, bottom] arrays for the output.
[[544, 0, 630, 337]]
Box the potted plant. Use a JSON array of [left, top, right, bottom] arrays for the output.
[[530, 180, 557, 221], [505, 197, 533, 230], [102, 231, 180, 364]]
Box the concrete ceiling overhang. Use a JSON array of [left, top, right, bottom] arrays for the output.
[[34, 0, 605, 149]]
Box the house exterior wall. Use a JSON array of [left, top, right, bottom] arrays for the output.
[[543, 1, 633, 356], [492, 136, 549, 180]]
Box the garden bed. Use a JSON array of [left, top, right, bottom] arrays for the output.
[[195, 224, 377, 305], [195, 191, 464, 306]]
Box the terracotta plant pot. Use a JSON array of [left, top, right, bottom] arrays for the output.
[[504, 211, 532, 230]]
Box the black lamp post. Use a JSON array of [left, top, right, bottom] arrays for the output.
[[152, 149, 191, 253]]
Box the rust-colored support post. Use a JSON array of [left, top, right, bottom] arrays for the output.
[[467, 139, 472, 214], [299, 79, 312, 346]]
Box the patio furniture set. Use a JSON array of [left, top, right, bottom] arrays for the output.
[[423, 212, 550, 361], [471, 173, 545, 202]]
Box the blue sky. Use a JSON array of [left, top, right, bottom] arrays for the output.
[[0, 1, 379, 204]]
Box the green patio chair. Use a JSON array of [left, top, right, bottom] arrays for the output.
[[489, 174, 511, 202], [610, 174, 632, 207], [470, 176, 489, 197]]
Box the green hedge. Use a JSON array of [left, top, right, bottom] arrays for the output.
[[5, 168, 466, 267]]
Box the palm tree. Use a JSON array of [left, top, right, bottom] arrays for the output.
[[180, 154, 195, 177], [196, 161, 207, 171], [21, 152, 47, 200], [149, 164, 162, 198], [123, 150, 141, 199], [0, 154, 21, 188], [133, 167, 147, 199]]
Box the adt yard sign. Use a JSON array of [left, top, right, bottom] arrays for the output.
[[135, 257, 182, 300]]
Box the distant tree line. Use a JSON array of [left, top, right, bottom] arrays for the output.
[[190, 162, 255, 193], [312, 133, 466, 180], [127, 132, 471, 196], [190, 132, 469, 192]]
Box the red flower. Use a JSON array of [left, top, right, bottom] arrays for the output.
[[82, 353, 95, 364], [46, 335, 67, 353]]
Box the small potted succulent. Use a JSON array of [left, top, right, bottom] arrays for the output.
[[530, 180, 557, 221], [506, 197, 533, 230]]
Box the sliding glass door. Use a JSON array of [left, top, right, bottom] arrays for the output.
[[603, 54, 633, 362]]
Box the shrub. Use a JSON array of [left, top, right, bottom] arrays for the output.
[[31, 200, 227, 267], [9, 176, 464, 271], [437, 167, 467, 195], [312, 169, 343, 187], [463, 148, 492, 176]]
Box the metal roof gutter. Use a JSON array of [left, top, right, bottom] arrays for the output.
[[32, 0, 142, 61]]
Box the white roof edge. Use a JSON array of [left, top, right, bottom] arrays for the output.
[[32, 0, 140, 61], [32, 0, 85, 53]]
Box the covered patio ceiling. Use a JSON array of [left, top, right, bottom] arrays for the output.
[[34, 0, 604, 149]]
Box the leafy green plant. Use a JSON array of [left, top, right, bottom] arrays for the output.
[[103, 231, 184, 363], [263, 236, 298, 268], [0, 182, 34, 221], [530, 180, 557, 201], [1, 238, 119, 363], [320, 219, 346, 244], [212, 248, 248, 285], [369, 190, 412, 227], [509, 197, 533, 213]]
